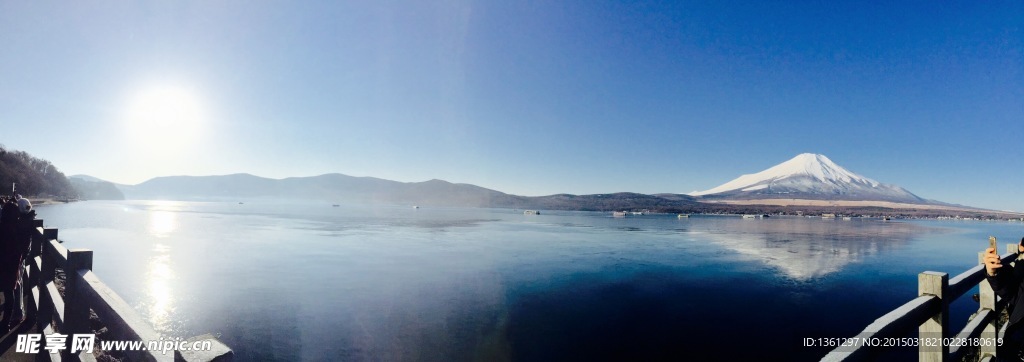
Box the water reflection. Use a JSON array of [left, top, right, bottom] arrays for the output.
[[149, 211, 177, 237], [695, 217, 933, 279], [144, 243, 176, 333]]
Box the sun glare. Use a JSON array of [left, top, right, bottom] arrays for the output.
[[124, 85, 206, 151]]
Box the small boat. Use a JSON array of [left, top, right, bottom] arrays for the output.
[[631, 211, 644, 216], [742, 214, 757, 219], [822, 213, 836, 219], [332, 204, 340, 207], [842, 217, 852, 220], [413, 205, 419, 209], [238, 202, 244, 205], [524, 210, 540, 215], [613, 211, 627, 217], [761, 214, 770, 218], [677, 214, 689, 219]]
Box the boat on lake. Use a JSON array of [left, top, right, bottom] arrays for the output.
[[613, 211, 627, 217], [677, 214, 689, 219], [524, 210, 540, 215]]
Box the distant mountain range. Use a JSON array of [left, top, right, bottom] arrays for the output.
[[71, 153, 1017, 217], [68, 175, 125, 200], [86, 173, 702, 212]]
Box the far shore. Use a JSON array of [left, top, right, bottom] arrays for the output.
[[26, 197, 74, 206], [703, 198, 1024, 217]]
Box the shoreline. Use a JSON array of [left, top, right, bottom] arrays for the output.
[[26, 197, 74, 206]]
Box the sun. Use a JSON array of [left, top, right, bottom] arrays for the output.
[[124, 84, 206, 151]]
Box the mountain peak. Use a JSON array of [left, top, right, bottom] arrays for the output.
[[689, 153, 924, 203], [768, 153, 879, 187]]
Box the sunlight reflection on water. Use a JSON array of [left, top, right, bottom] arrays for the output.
[[149, 211, 177, 237], [145, 209, 177, 332]]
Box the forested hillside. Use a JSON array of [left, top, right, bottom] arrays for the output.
[[0, 145, 76, 197]]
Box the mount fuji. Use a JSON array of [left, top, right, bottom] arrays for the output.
[[690, 153, 931, 204]]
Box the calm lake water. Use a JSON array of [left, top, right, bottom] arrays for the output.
[[33, 201, 1024, 361]]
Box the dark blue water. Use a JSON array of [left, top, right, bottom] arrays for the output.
[[33, 201, 1024, 361]]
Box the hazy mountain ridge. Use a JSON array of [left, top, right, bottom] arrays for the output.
[[94, 173, 701, 212], [70, 152, 1018, 217], [68, 175, 125, 200]]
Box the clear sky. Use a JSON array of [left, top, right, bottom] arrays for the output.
[[0, 1, 1021, 210]]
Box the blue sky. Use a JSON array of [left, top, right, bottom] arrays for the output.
[[0, 1, 1021, 210]]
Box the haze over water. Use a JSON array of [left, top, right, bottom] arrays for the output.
[[34, 201, 1024, 360]]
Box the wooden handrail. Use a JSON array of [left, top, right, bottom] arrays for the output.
[[949, 309, 995, 360], [821, 245, 1017, 361], [948, 264, 988, 302], [19, 219, 233, 361], [820, 295, 941, 361]]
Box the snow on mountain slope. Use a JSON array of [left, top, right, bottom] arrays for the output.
[[690, 153, 926, 203]]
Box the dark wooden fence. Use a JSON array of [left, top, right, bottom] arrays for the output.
[[821, 244, 1017, 362], [21, 219, 233, 362]]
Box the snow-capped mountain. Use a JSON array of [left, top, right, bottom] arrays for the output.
[[690, 153, 927, 203]]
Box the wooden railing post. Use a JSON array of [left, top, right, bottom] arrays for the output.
[[64, 249, 93, 360], [43, 228, 57, 243], [919, 271, 948, 362], [40, 227, 57, 257], [26, 231, 40, 290], [978, 250, 998, 359], [36, 239, 57, 333]]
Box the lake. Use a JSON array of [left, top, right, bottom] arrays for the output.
[[33, 200, 1024, 361]]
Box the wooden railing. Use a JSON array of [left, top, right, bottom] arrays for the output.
[[20, 219, 233, 362], [821, 244, 1018, 362]]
